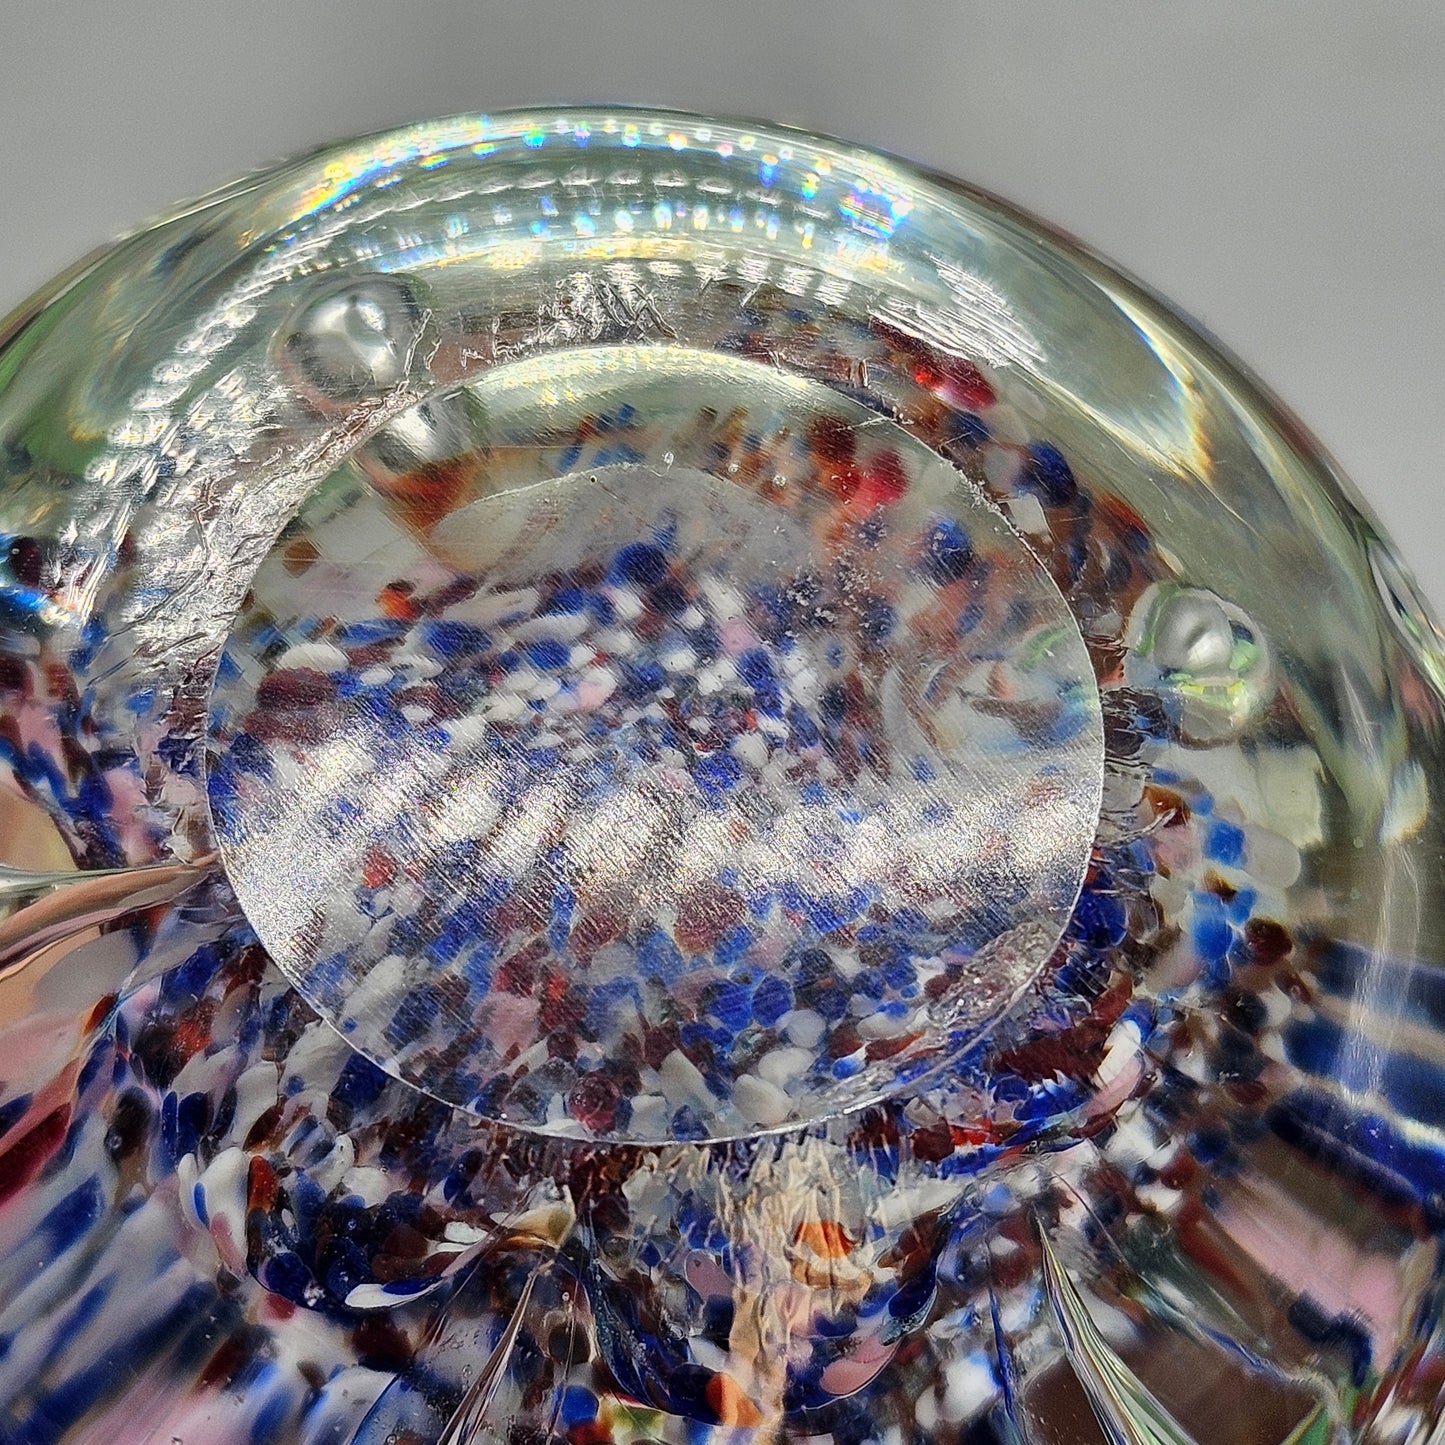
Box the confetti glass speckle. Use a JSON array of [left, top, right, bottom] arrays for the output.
[[207, 351, 1104, 1141], [0, 108, 1443, 1445]]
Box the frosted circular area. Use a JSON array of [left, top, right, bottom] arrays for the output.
[[206, 348, 1104, 1140]]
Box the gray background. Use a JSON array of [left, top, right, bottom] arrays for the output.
[[3, 0, 1441, 610]]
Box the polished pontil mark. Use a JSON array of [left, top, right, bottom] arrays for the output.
[[206, 348, 1106, 1142]]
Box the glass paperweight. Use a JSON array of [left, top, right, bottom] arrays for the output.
[[1, 108, 1442, 1445]]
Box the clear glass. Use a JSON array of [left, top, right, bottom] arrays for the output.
[[0, 107, 1441, 1445]]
